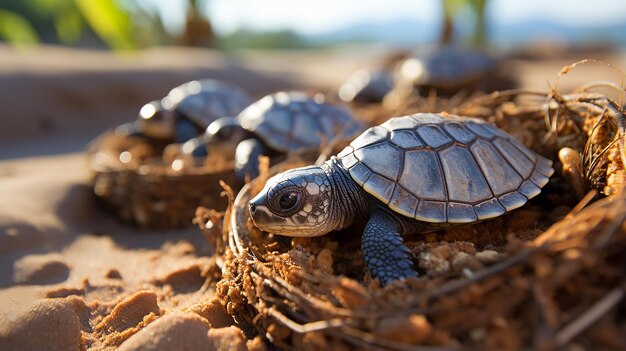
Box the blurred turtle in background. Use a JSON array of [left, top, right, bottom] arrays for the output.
[[395, 46, 497, 95], [116, 79, 251, 144], [338, 69, 395, 104], [181, 91, 364, 184], [339, 46, 504, 106]]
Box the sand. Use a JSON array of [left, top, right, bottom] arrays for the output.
[[0, 44, 309, 350], [0, 43, 624, 350]]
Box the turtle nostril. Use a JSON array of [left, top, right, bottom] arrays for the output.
[[249, 202, 256, 214]]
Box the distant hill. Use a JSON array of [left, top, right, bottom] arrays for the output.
[[304, 18, 626, 48], [488, 19, 626, 48], [306, 19, 438, 46]]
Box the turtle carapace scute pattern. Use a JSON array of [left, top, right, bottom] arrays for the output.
[[164, 79, 252, 127], [336, 113, 553, 224], [236, 91, 363, 152]]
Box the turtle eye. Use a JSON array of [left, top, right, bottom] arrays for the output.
[[278, 192, 299, 210], [267, 185, 304, 216]]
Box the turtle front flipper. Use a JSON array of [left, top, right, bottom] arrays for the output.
[[235, 138, 269, 185], [362, 210, 418, 285]]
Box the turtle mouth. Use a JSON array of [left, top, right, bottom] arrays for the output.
[[248, 203, 327, 237], [248, 205, 292, 232], [248, 201, 288, 230], [249, 204, 276, 227]]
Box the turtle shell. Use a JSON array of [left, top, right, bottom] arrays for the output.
[[338, 69, 394, 104], [398, 46, 495, 91], [237, 91, 363, 153], [337, 113, 554, 224], [163, 79, 251, 127]]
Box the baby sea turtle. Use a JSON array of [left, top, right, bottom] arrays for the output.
[[397, 46, 496, 93], [182, 91, 364, 183], [338, 69, 395, 104], [248, 112, 554, 285], [127, 79, 251, 143]]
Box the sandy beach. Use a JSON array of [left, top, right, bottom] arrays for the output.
[[0, 44, 375, 350]]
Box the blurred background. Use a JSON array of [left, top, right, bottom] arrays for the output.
[[2, 0, 626, 51], [1, 0, 625, 159]]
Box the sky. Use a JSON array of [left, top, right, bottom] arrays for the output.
[[144, 0, 626, 38], [205, 0, 439, 35]]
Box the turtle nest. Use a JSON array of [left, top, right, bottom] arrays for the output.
[[88, 130, 235, 228], [196, 73, 626, 350]]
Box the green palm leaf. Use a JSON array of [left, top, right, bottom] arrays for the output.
[[75, 0, 135, 50], [0, 10, 40, 47]]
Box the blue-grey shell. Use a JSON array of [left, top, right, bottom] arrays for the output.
[[337, 113, 554, 224], [339, 69, 394, 103], [399, 47, 495, 90], [237, 91, 363, 152], [164, 79, 251, 126]]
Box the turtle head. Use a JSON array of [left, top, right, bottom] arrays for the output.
[[249, 166, 334, 237], [204, 116, 250, 155], [137, 100, 177, 139], [206, 116, 248, 143]]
